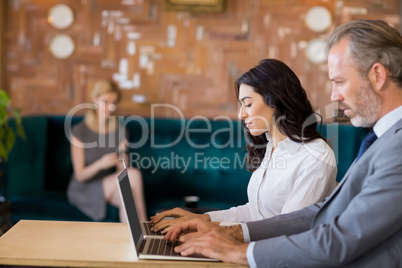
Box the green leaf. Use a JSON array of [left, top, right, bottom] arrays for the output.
[[13, 109, 26, 139], [0, 89, 25, 161], [6, 128, 15, 152], [0, 90, 10, 107], [0, 140, 8, 161], [0, 90, 10, 126], [0, 126, 5, 140], [0, 107, 7, 126]]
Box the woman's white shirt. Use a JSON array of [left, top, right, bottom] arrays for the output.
[[207, 133, 337, 223]]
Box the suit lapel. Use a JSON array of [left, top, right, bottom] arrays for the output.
[[316, 118, 402, 212]]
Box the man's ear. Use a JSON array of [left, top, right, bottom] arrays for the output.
[[368, 63, 387, 92]]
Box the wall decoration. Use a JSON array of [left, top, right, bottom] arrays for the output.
[[305, 6, 332, 32], [305, 38, 327, 64], [4, 0, 399, 117], [48, 4, 74, 29], [49, 34, 75, 59], [163, 0, 226, 13]]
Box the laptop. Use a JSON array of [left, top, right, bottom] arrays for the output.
[[141, 220, 163, 239], [117, 168, 218, 261]]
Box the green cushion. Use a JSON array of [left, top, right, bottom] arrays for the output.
[[5, 116, 119, 223], [4, 116, 370, 222], [44, 116, 82, 191], [126, 118, 250, 216], [6, 116, 48, 197]]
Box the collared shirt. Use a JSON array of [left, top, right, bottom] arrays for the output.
[[374, 105, 402, 138], [207, 133, 337, 223], [245, 105, 402, 267]]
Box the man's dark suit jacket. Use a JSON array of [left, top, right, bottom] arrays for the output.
[[247, 118, 402, 267]]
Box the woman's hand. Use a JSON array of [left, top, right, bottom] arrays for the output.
[[71, 139, 120, 182], [150, 207, 211, 233], [98, 152, 120, 170]]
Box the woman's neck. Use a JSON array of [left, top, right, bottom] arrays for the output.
[[270, 125, 287, 149], [93, 114, 110, 133]]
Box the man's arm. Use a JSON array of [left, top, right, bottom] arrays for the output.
[[164, 203, 320, 265], [250, 136, 402, 267], [164, 204, 319, 265], [247, 204, 320, 241]]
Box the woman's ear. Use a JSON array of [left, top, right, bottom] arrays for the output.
[[368, 63, 387, 92]]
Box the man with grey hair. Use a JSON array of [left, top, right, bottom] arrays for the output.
[[164, 19, 402, 267]]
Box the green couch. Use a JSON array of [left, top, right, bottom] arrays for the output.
[[3, 116, 369, 223]]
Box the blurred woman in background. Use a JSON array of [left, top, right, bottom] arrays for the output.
[[67, 79, 147, 222]]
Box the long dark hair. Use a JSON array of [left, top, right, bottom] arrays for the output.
[[235, 59, 325, 171]]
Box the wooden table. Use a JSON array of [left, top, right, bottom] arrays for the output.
[[0, 220, 247, 267]]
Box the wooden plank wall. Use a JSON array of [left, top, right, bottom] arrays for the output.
[[0, 0, 7, 90], [2, 0, 400, 119]]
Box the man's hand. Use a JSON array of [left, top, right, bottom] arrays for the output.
[[164, 218, 249, 265], [150, 207, 210, 233]]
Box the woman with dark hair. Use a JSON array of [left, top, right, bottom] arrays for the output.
[[150, 59, 337, 231], [237, 58, 328, 172]]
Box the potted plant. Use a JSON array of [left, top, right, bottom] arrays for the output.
[[0, 89, 25, 234], [0, 90, 25, 161], [0, 89, 25, 200]]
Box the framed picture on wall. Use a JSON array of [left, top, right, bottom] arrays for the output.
[[163, 0, 226, 13]]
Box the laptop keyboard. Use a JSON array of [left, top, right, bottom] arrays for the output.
[[143, 222, 163, 236], [148, 239, 182, 256]]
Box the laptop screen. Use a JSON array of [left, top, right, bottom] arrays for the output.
[[117, 169, 143, 249]]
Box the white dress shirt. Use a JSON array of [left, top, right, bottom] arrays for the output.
[[373, 105, 402, 138], [207, 133, 337, 223]]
